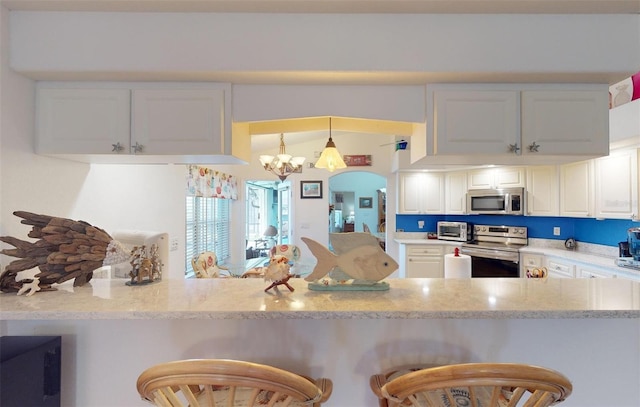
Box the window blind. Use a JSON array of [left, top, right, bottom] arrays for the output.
[[185, 196, 230, 274]]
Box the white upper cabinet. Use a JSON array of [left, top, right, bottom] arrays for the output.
[[467, 167, 525, 190], [560, 160, 594, 218], [431, 90, 519, 155], [521, 90, 609, 156], [37, 87, 131, 154], [526, 165, 559, 216], [131, 88, 227, 155], [594, 148, 638, 220], [36, 82, 240, 164], [445, 171, 467, 214], [397, 172, 444, 214], [421, 84, 609, 166]]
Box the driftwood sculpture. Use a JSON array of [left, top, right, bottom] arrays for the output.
[[0, 211, 129, 293]]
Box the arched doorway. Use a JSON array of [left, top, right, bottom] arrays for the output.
[[328, 171, 386, 242]]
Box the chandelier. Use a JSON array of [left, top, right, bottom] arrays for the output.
[[315, 117, 347, 172], [259, 134, 306, 181]]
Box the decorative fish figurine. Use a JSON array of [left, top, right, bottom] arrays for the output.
[[301, 237, 398, 283]]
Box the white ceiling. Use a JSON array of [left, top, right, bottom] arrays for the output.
[[3, 0, 639, 14]]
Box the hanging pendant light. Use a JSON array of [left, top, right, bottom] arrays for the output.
[[259, 133, 306, 181], [315, 117, 347, 172]]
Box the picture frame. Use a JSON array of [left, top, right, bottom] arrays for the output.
[[359, 197, 373, 208], [300, 180, 323, 199]]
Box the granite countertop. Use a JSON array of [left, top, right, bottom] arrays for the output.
[[1, 278, 638, 320]]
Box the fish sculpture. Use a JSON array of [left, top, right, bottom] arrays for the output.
[[0, 211, 130, 294], [301, 237, 398, 284]]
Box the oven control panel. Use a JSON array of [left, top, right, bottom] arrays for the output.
[[473, 225, 527, 239]]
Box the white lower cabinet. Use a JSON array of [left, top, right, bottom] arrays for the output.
[[546, 257, 576, 278], [404, 245, 445, 278], [577, 266, 617, 279], [520, 253, 544, 277]]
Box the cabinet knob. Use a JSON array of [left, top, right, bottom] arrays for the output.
[[528, 141, 540, 153], [111, 142, 124, 153], [508, 143, 520, 154], [132, 142, 144, 154]]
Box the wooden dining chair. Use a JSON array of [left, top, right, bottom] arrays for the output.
[[370, 362, 572, 407], [191, 252, 228, 278], [137, 359, 332, 407]]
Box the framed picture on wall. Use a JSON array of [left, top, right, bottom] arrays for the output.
[[359, 197, 373, 208], [300, 180, 323, 199]]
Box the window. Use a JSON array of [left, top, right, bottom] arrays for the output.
[[246, 185, 269, 242], [185, 196, 230, 274]]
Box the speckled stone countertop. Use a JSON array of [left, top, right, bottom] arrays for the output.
[[1, 278, 638, 320]]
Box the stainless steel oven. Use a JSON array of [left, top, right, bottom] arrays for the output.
[[460, 225, 527, 278]]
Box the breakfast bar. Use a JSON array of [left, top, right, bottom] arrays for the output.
[[1, 278, 639, 406]]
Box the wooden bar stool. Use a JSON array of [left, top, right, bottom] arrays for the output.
[[370, 362, 572, 407], [137, 359, 332, 407]]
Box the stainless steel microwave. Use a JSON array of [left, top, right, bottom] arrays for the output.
[[467, 188, 525, 215], [437, 221, 471, 242]]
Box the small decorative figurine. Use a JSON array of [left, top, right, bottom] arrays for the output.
[[263, 255, 294, 293], [127, 244, 162, 285], [302, 233, 398, 291]]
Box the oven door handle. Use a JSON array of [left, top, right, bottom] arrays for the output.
[[460, 247, 519, 263]]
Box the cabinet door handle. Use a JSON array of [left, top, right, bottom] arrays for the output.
[[508, 143, 520, 154], [528, 141, 540, 153], [111, 142, 124, 153], [132, 142, 144, 154]]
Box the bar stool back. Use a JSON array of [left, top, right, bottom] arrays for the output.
[[370, 362, 572, 407], [137, 359, 332, 407]]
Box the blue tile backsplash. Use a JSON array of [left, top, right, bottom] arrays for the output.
[[396, 214, 639, 247]]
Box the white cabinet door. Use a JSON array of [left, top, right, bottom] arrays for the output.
[[405, 245, 444, 278], [397, 172, 444, 214], [495, 167, 526, 188], [546, 258, 576, 278], [406, 256, 443, 278], [422, 173, 445, 214], [467, 168, 495, 189], [132, 87, 227, 155], [467, 167, 525, 190], [560, 160, 594, 217], [397, 173, 425, 214], [577, 266, 616, 279], [432, 90, 519, 155], [445, 171, 467, 214], [36, 87, 131, 154], [521, 90, 609, 156], [521, 253, 544, 277], [526, 165, 559, 216], [595, 149, 638, 220]]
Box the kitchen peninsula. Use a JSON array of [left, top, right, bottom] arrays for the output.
[[1, 278, 638, 406]]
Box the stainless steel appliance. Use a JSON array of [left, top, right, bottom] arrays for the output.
[[437, 221, 472, 242], [461, 224, 527, 278], [467, 188, 525, 215], [616, 227, 640, 269]]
